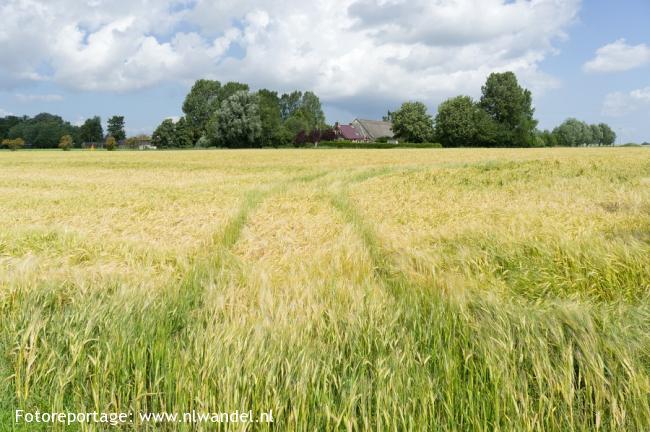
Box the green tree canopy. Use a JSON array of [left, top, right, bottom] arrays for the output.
[[152, 119, 177, 149], [599, 123, 616, 146], [479, 72, 537, 147], [209, 91, 262, 148], [300, 91, 326, 131], [590, 124, 604, 146], [279, 91, 303, 121], [79, 116, 103, 143], [107, 116, 126, 141], [258, 89, 284, 147], [551, 118, 614, 147], [182, 79, 222, 142], [392, 101, 435, 143], [174, 117, 194, 148], [434, 96, 498, 147], [182, 80, 250, 144], [7, 113, 79, 148]]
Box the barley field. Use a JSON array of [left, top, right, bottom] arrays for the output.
[[1, 148, 650, 431]]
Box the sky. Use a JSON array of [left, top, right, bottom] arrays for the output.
[[0, 0, 649, 143]]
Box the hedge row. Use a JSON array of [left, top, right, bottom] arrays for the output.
[[319, 141, 442, 149]]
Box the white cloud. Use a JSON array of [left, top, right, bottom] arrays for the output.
[[0, 108, 14, 116], [0, 0, 580, 106], [584, 39, 650, 73], [15, 93, 64, 102], [602, 87, 650, 117]]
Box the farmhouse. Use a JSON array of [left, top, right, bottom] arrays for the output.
[[334, 119, 397, 143], [351, 119, 396, 143], [334, 123, 364, 142]]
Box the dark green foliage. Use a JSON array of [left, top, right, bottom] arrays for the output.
[[219, 82, 250, 102], [279, 91, 303, 121], [538, 130, 558, 147], [0, 115, 23, 141], [182, 79, 222, 142], [258, 89, 284, 147], [392, 101, 435, 143], [182, 80, 251, 145], [174, 117, 194, 148], [434, 96, 499, 147], [599, 123, 616, 146], [79, 116, 103, 143], [300, 91, 326, 131], [106, 116, 126, 141], [209, 90, 262, 148], [6, 113, 79, 148], [553, 119, 616, 146], [479, 72, 538, 147], [151, 117, 197, 149], [151, 119, 176, 149]]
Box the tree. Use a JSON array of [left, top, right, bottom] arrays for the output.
[[382, 111, 394, 122], [479, 72, 537, 147], [174, 117, 194, 148], [58, 134, 73, 151], [124, 134, 152, 149], [105, 136, 117, 151], [152, 119, 176, 149], [392, 101, 435, 143], [283, 110, 311, 145], [590, 124, 604, 146], [208, 91, 262, 148], [219, 82, 250, 102], [0, 116, 23, 141], [79, 116, 103, 143], [538, 130, 558, 147], [107, 116, 126, 141], [434, 96, 498, 147], [599, 123, 616, 146], [300, 91, 326, 131], [7, 113, 79, 148], [279, 91, 303, 121], [553, 118, 586, 147], [182, 79, 222, 142], [579, 122, 593, 146], [1, 138, 25, 151], [258, 89, 283, 147]]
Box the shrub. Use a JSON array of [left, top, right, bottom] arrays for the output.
[[58, 135, 73, 151], [105, 136, 117, 151], [1, 138, 25, 151]]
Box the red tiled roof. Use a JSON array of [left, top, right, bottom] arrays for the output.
[[338, 124, 363, 140]]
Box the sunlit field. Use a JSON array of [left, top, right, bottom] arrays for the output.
[[1, 148, 650, 431]]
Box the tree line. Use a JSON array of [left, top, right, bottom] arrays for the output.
[[2, 72, 617, 150], [152, 80, 326, 148], [0, 113, 127, 149], [390, 72, 616, 147]]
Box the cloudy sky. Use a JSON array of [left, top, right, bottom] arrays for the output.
[[0, 0, 648, 142]]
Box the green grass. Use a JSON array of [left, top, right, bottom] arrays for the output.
[[1, 148, 649, 430]]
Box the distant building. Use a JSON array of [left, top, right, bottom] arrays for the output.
[[351, 119, 397, 143], [334, 123, 364, 141]]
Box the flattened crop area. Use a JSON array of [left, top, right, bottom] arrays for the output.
[[1, 148, 650, 431]]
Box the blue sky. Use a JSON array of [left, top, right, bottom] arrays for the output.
[[0, 0, 648, 142]]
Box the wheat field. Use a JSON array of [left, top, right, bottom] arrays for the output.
[[1, 148, 650, 431]]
